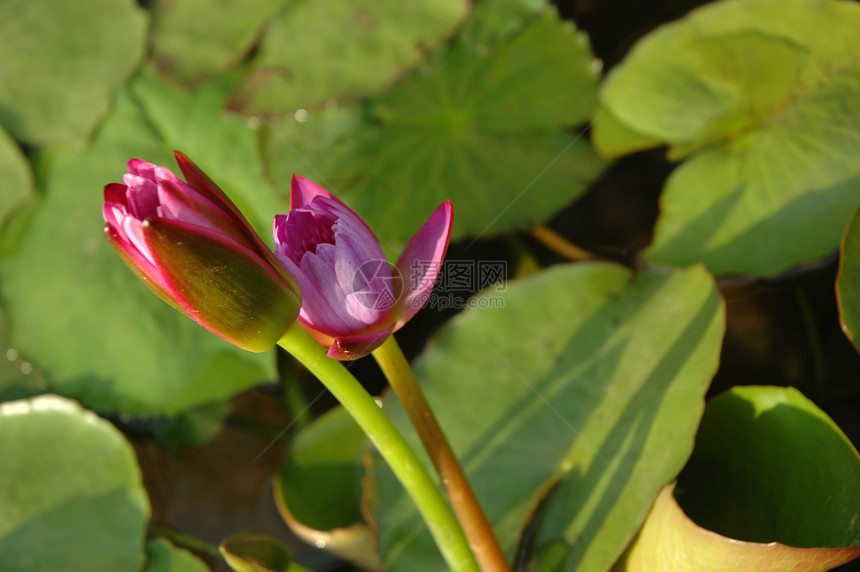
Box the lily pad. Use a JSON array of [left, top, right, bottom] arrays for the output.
[[0, 0, 147, 147], [616, 484, 860, 572], [0, 395, 150, 571], [150, 0, 289, 85], [0, 83, 274, 414], [231, 0, 468, 114], [274, 407, 382, 570], [368, 262, 725, 571], [593, 0, 860, 276], [675, 386, 860, 548], [619, 385, 860, 570], [261, 1, 605, 245]]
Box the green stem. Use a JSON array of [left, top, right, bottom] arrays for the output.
[[277, 324, 479, 572], [373, 336, 512, 572]]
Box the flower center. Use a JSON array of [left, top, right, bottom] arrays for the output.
[[284, 210, 337, 264]]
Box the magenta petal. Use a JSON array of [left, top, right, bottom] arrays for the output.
[[326, 326, 395, 360], [295, 244, 369, 334], [393, 200, 453, 327], [104, 222, 177, 311], [291, 175, 334, 209]]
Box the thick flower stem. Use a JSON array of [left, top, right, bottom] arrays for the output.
[[373, 336, 513, 572], [277, 324, 479, 572]]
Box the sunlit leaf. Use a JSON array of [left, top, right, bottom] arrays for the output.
[[369, 262, 725, 571], [616, 484, 860, 572], [231, 0, 468, 114], [261, 1, 605, 245], [618, 386, 860, 570], [593, 0, 860, 276], [0, 0, 147, 147], [150, 0, 289, 84], [0, 395, 150, 571], [675, 386, 860, 547], [0, 83, 274, 414]]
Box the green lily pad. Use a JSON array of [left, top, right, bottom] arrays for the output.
[[675, 386, 860, 548], [0, 83, 274, 415], [231, 0, 468, 114], [261, 1, 605, 245], [0, 0, 147, 147], [0, 307, 47, 402], [616, 484, 860, 572], [145, 538, 210, 572], [150, 0, 289, 85], [593, 0, 860, 276], [620, 386, 860, 570], [0, 395, 150, 571], [836, 204, 860, 349], [275, 407, 382, 570], [369, 262, 725, 571]]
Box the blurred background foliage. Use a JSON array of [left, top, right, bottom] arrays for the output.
[[0, 0, 858, 570]]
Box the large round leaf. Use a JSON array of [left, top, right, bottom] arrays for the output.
[[261, 0, 605, 245], [617, 484, 860, 572], [368, 262, 725, 572], [231, 0, 468, 114], [150, 0, 289, 85], [0, 0, 147, 147], [620, 385, 860, 570], [0, 395, 150, 571], [593, 0, 860, 276], [0, 82, 274, 414], [675, 386, 860, 548]]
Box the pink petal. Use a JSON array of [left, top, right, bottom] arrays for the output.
[[104, 222, 175, 306], [298, 245, 359, 331], [126, 159, 158, 181], [273, 210, 336, 265], [393, 200, 453, 328], [104, 182, 129, 206], [326, 325, 396, 360], [291, 175, 334, 209], [332, 231, 391, 326]]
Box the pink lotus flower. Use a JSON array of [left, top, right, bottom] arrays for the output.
[[103, 151, 301, 352], [273, 176, 453, 360]]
